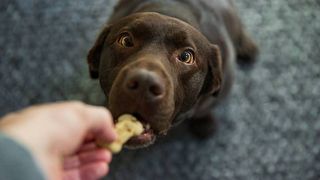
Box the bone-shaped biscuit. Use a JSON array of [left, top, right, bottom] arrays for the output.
[[97, 114, 143, 153]]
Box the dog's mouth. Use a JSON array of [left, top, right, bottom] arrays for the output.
[[123, 113, 157, 148]]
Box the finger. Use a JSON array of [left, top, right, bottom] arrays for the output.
[[64, 149, 112, 170], [84, 133, 95, 142], [63, 162, 109, 180], [80, 105, 117, 143], [51, 102, 117, 155], [76, 142, 97, 153], [41, 101, 115, 141]]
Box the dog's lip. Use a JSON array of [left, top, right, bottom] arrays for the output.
[[124, 112, 157, 146], [126, 127, 156, 146]]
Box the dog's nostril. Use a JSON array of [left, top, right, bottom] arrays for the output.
[[149, 84, 163, 96], [124, 69, 165, 99], [127, 79, 139, 90]]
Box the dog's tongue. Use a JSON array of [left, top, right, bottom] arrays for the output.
[[127, 126, 154, 145], [139, 122, 153, 136]]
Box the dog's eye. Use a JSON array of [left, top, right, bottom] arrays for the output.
[[118, 33, 134, 47], [177, 50, 194, 64]]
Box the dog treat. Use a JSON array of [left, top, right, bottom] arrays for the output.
[[97, 114, 143, 153]]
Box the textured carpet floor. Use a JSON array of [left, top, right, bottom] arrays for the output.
[[0, 0, 319, 180]]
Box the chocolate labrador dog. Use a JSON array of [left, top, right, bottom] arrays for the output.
[[87, 0, 258, 148]]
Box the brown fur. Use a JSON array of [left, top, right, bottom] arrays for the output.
[[87, 0, 258, 147]]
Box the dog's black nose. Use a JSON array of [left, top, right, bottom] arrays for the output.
[[124, 69, 165, 100]]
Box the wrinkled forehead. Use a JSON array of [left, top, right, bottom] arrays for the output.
[[123, 13, 191, 35], [110, 12, 209, 49]]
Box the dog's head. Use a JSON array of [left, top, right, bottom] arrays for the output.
[[87, 12, 222, 148]]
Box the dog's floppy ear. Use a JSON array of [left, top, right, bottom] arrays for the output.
[[201, 44, 223, 96], [87, 26, 111, 79]]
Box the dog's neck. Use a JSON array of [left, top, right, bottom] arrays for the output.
[[131, 1, 201, 30]]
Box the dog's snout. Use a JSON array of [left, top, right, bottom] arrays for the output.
[[124, 69, 165, 100]]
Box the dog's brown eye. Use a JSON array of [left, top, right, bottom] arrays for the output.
[[178, 50, 194, 64], [118, 33, 134, 47]]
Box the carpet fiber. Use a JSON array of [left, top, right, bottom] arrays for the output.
[[0, 0, 319, 179]]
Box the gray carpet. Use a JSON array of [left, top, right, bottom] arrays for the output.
[[0, 0, 319, 180]]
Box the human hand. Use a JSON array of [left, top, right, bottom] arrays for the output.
[[0, 101, 117, 180]]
